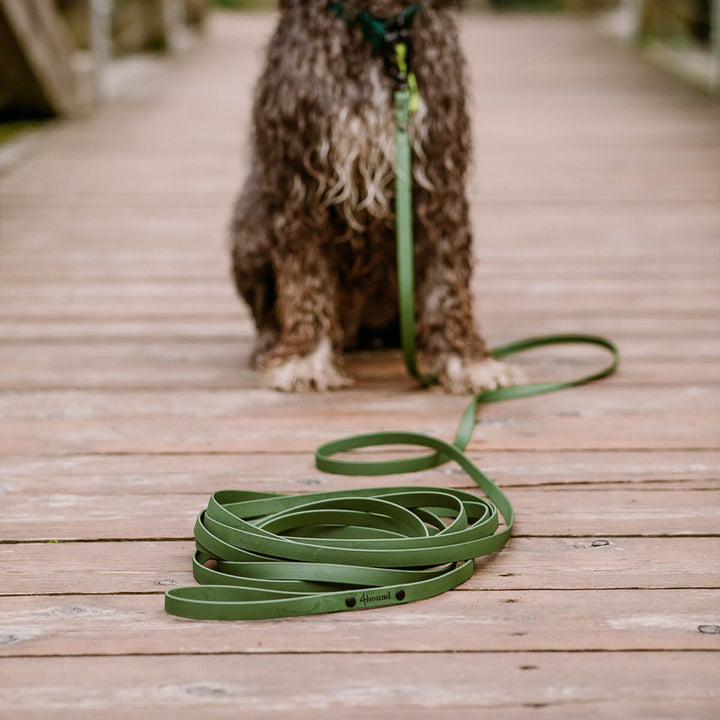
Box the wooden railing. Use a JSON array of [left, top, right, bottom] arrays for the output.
[[633, 0, 719, 92], [0, 0, 208, 119]]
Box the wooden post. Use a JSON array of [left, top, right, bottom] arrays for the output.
[[711, 0, 720, 89], [0, 0, 77, 116], [184, 0, 208, 28], [0, 0, 207, 118], [159, 0, 186, 52], [639, 0, 702, 39], [638, 0, 720, 92], [55, 0, 112, 109], [563, 0, 623, 10], [112, 0, 185, 55], [90, 0, 113, 98]]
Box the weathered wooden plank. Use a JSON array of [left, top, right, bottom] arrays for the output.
[[0, 486, 716, 542], [466, 536, 720, 590], [0, 318, 716, 362], [1, 217, 717, 261], [0, 341, 717, 390], [1, 256, 714, 292], [1, 450, 716, 494], [0, 652, 716, 719], [2, 537, 717, 596], [4, 146, 718, 201], [0, 413, 712, 457], [468, 147, 720, 203], [0, 386, 716, 455], [0, 154, 239, 198], [0, 590, 717, 656], [1, 284, 716, 314], [463, 14, 705, 95], [470, 110, 720, 146], [2, 275, 718, 300], [1, 385, 718, 419], [1, 197, 717, 244], [1, 257, 716, 283]]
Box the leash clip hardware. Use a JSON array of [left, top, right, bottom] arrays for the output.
[[384, 33, 412, 90], [327, 1, 420, 98]]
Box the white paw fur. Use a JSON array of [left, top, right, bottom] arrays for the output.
[[263, 338, 352, 392], [440, 356, 525, 394]]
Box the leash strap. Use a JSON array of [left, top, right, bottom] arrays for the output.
[[164, 43, 620, 624]]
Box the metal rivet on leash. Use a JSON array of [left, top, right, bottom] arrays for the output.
[[164, 6, 620, 622]]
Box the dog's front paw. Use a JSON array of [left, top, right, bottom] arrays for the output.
[[262, 338, 352, 392], [437, 355, 525, 394]]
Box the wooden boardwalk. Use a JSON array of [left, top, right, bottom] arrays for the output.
[[1, 10, 719, 718]]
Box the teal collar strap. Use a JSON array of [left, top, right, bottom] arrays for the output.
[[327, 1, 420, 50]]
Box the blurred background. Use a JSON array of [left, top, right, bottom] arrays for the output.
[[0, 0, 718, 139]]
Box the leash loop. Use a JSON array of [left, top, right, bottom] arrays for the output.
[[165, 330, 619, 621]]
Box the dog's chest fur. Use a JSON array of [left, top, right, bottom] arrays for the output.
[[232, 3, 516, 389], [326, 62, 397, 230], [257, 10, 436, 235], [322, 57, 431, 237]]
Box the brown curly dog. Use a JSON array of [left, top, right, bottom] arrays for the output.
[[230, 0, 521, 392]]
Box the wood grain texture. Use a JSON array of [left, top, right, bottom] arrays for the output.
[[0, 485, 716, 542], [0, 9, 718, 719], [1, 282, 718, 314], [0, 386, 716, 455], [0, 653, 716, 719], [1, 450, 716, 493], [0, 590, 718, 656], [2, 537, 717, 596], [0, 342, 718, 388]]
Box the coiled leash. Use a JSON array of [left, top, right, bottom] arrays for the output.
[[164, 8, 620, 621]]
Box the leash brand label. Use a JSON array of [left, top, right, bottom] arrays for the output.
[[359, 591, 392, 606]]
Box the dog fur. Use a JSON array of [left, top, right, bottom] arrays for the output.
[[230, 0, 521, 392]]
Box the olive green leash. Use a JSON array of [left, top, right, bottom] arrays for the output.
[[164, 42, 619, 622]]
